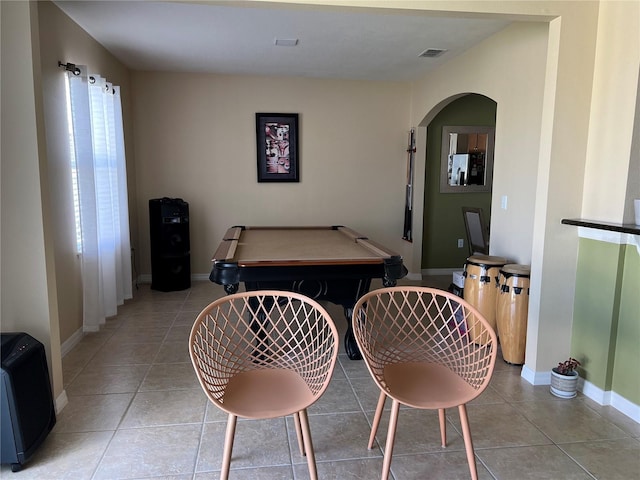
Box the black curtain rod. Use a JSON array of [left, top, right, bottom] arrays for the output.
[[58, 61, 81, 76], [58, 62, 115, 93]]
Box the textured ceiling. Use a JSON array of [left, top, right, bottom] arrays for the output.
[[54, 1, 511, 82]]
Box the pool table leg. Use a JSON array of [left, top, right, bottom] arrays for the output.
[[344, 277, 398, 360], [224, 283, 239, 294], [383, 276, 397, 288], [344, 307, 362, 360]]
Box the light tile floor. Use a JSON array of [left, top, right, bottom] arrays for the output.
[[2, 278, 639, 480]]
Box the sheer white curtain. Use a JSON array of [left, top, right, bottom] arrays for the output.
[[66, 67, 132, 331]]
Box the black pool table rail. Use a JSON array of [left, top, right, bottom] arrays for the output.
[[209, 225, 408, 359]]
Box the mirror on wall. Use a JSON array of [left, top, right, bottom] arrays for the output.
[[440, 125, 495, 193]]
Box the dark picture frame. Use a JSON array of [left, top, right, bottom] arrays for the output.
[[256, 113, 299, 182], [440, 125, 495, 193]]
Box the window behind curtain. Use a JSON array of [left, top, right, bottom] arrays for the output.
[[64, 74, 83, 252], [64, 66, 132, 331]]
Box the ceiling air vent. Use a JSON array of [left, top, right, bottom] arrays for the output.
[[419, 48, 447, 58], [274, 38, 299, 47]]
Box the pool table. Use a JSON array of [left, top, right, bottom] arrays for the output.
[[209, 225, 408, 359]]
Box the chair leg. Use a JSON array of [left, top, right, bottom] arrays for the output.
[[458, 404, 478, 480], [368, 391, 386, 449], [381, 399, 400, 480], [438, 408, 447, 448], [220, 414, 237, 480], [298, 409, 318, 480], [293, 412, 305, 456]]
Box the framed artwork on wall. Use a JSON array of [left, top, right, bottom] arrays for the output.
[[256, 113, 299, 182]]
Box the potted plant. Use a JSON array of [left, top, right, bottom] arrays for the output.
[[550, 357, 581, 398]]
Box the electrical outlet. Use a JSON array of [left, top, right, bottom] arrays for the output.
[[457, 238, 464, 248]]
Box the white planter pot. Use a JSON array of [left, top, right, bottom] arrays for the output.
[[550, 368, 579, 398]]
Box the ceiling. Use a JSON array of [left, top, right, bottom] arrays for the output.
[[53, 1, 511, 82]]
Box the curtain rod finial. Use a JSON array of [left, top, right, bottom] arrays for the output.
[[58, 61, 81, 76]]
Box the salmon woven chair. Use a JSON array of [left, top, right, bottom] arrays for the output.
[[189, 290, 339, 480], [352, 286, 497, 480]]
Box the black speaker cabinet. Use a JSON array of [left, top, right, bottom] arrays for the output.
[[1, 333, 56, 472], [149, 198, 191, 291]]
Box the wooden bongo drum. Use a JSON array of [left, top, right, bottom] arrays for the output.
[[463, 255, 507, 342], [496, 264, 530, 365]]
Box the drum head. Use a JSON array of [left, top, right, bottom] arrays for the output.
[[501, 264, 531, 277], [467, 254, 508, 266]]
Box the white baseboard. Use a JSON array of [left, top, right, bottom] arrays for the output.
[[404, 272, 423, 281], [521, 367, 640, 423], [610, 391, 640, 423], [421, 268, 458, 276], [137, 273, 211, 285], [580, 378, 640, 423], [521, 365, 550, 385], [55, 390, 68, 415], [580, 376, 609, 405], [60, 328, 84, 357]]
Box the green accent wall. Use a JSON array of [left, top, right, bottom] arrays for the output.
[[571, 238, 640, 404], [422, 94, 496, 269], [613, 244, 640, 402]]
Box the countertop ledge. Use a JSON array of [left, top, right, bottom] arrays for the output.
[[561, 218, 640, 235]]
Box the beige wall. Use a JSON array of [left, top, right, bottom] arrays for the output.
[[132, 73, 411, 277], [1, 1, 63, 400], [582, 0, 640, 222]]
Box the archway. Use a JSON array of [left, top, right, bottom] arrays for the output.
[[419, 93, 497, 274]]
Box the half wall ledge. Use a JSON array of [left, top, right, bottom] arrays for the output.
[[561, 218, 640, 236]]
